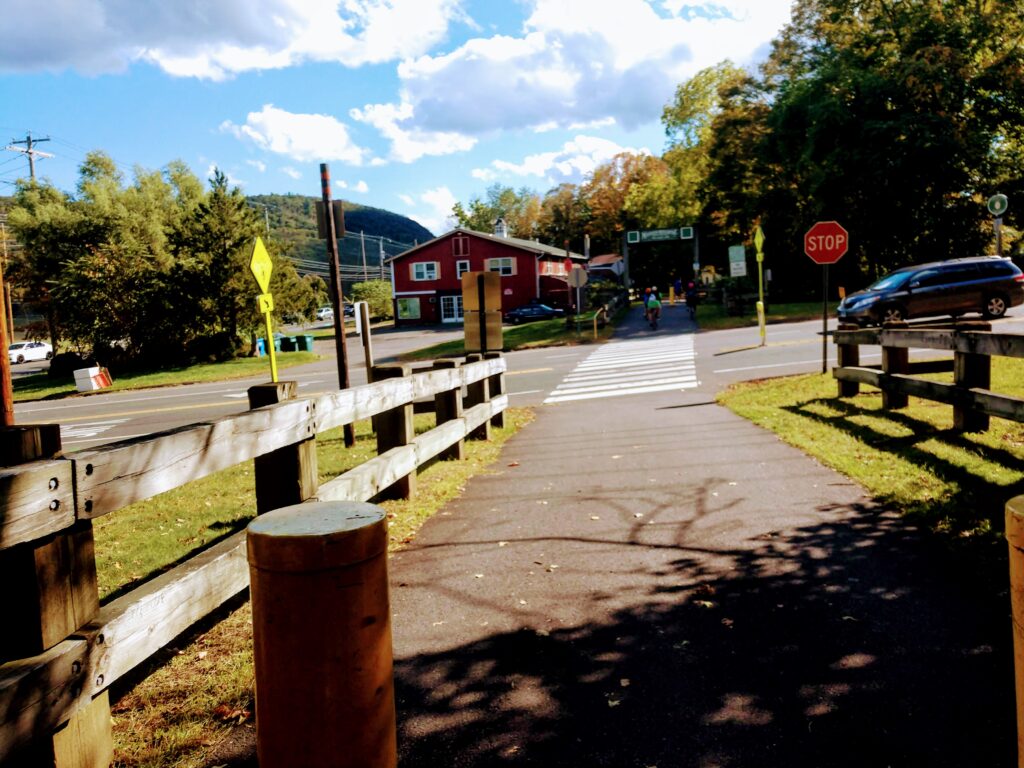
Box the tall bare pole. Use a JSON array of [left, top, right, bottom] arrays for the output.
[[320, 163, 355, 447], [360, 231, 368, 282], [0, 256, 14, 426]]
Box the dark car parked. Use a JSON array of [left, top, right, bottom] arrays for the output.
[[503, 303, 566, 324], [837, 256, 1024, 326]]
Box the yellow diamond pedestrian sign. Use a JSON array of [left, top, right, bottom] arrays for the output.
[[249, 237, 273, 293], [754, 225, 765, 255]]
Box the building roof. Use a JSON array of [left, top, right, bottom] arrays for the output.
[[588, 253, 623, 267], [387, 227, 586, 264]]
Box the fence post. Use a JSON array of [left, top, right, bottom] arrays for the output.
[[484, 351, 506, 429], [836, 323, 861, 397], [247, 500, 396, 768], [433, 359, 465, 461], [464, 353, 491, 441], [372, 363, 415, 499], [881, 321, 909, 409], [1006, 495, 1024, 767], [248, 381, 319, 514], [0, 425, 113, 767], [953, 321, 991, 433]]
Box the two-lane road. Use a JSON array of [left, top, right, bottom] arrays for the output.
[[16, 305, 1024, 451]]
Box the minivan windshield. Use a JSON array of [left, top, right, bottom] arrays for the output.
[[867, 271, 912, 291]]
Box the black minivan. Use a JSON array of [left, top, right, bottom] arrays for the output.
[[837, 256, 1024, 325]]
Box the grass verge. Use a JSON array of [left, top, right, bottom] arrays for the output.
[[12, 351, 318, 402], [696, 301, 838, 331], [717, 357, 1024, 580], [398, 309, 625, 362], [105, 407, 533, 768]]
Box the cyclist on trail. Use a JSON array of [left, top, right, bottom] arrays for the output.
[[685, 281, 699, 320], [646, 290, 662, 329]]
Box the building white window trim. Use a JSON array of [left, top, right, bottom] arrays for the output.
[[456, 259, 470, 279], [440, 294, 464, 323], [411, 261, 439, 281], [487, 257, 516, 276], [394, 289, 437, 296]]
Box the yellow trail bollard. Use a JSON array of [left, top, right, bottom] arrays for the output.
[[247, 501, 397, 768], [1006, 495, 1024, 767]]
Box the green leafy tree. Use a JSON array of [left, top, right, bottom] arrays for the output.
[[351, 280, 394, 319], [452, 184, 542, 238]]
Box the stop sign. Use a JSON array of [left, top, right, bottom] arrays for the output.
[[804, 221, 849, 265]]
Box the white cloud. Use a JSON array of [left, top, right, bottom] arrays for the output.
[[0, 0, 468, 78], [403, 186, 457, 235], [221, 104, 369, 164], [353, 180, 369, 193], [246, 159, 267, 172], [473, 135, 649, 185], [349, 101, 476, 163], [370, 0, 792, 136], [281, 166, 301, 179], [206, 163, 243, 187]]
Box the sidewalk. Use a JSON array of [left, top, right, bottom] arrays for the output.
[[389, 304, 1013, 766]]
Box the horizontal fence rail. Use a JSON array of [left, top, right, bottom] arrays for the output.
[[832, 323, 1024, 432], [0, 355, 507, 763]]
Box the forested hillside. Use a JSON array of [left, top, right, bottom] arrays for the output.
[[248, 194, 434, 272]]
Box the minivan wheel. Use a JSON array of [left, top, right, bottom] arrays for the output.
[[983, 294, 1008, 319], [879, 305, 905, 324]]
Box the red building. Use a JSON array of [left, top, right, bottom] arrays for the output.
[[387, 222, 586, 325]]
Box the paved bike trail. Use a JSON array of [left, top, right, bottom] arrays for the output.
[[388, 303, 1013, 767]]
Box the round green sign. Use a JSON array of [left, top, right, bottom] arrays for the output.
[[988, 194, 1009, 217]]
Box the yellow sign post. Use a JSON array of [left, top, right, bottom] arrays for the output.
[[754, 225, 766, 347], [249, 237, 278, 382]]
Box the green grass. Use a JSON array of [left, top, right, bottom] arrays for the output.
[[12, 351, 318, 402], [717, 357, 1024, 570], [104, 407, 533, 768], [697, 301, 838, 330], [398, 309, 623, 362]]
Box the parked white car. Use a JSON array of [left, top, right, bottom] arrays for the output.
[[9, 340, 53, 364], [316, 306, 334, 322]]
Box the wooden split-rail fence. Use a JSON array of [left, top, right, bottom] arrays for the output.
[[832, 321, 1024, 432], [0, 353, 507, 766]]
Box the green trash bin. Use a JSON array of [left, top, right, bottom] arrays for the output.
[[280, 336, 297, 352], [296, 334, 314, 351], [272, 334, 283, 352]]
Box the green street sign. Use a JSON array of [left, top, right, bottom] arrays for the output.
[[988, 194, 1009, 217], [627, 227, 695, 243], [680, 227, 694, 240]]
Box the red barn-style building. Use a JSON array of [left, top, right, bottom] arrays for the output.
[[388, 222, 586, 325]]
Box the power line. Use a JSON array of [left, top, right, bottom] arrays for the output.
[[4, 132, 52, 181]]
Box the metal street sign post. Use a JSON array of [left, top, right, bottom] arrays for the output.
[[754, 225, 766, 347], [989, 194, 1008, 256], [567, 266, 588, 334], [249, 237, 278, 383], [804, 221, 849, 373]]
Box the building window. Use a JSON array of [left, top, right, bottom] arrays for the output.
[[397, 297, 421, 319], [456, 260, 470, 279], [487, 257, 515, 276], [440, 295, 463, 323], [411, 262, 439, 281], [453, 235, 470, 257]]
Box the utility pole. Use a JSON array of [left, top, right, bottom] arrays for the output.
[[320, 163, 355, 447], [5, 132, 52, 181], [360, 231, 368, 282]]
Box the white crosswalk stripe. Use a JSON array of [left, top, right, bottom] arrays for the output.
[[544, 336, 698, 404], [60, 419, 129, 439]]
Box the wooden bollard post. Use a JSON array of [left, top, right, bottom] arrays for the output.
[[0, 425, 113, 766], [484, 351, 506, 429], [836, 323, 860, 397], [248, 381, 318, 514], [372, 363, 415, 499], [464, 353, 491, 440], [881, 321, 909, 409], [433, 359, 465, 461], [247, 501, 397, 768], [953, 322, 991, 433], [1006, 496, 1024, 767]]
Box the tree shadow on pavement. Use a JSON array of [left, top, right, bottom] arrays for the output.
[[395, 504, 1014, 767]]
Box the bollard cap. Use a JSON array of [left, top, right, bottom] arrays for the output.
[[247, 501, 387, 572], [1007, 497, 1024, 550]]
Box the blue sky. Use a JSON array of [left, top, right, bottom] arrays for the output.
[[1, 0, 794, 235]]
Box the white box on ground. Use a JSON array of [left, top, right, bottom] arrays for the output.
[[74, 366, 113, 392]]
